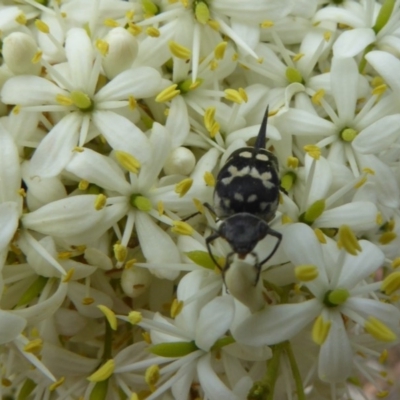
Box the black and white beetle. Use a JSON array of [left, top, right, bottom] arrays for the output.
[[206, 107, 282, 285]]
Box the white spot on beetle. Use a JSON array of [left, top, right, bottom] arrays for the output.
[[256, 153, 269, 161], [234, 193, 244, 201], [239, 151, 252, 158], [247, 194, 257, 202]]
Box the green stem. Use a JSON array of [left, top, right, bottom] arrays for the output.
[[284, 342, 305, 400], [102, 317, 113, 361], [358, 43, 375, 74]]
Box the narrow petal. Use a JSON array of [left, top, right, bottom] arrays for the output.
[[1, 76, 68, 105], [195, 296, 235, 351], [29, 113, 81, 178], [95, 67, 162, 101], [22, 195, 105, 237], [233, 299, 322, 346], [353, 114, 400, 154], [139, 123, 171, 192], [0, 311, 26, 344], [314, 202, 378, 231], [65, 28, 94, 91], [331, 57, 358, 124], [197, 354, 241, 400], [0, 202, 20, 252], [338, 240, 384, 288], [333, 28, 375, 58], [66, 148, 131, 195], [92, 111, 151, 164], [166, 96, 190, 148], [365, 51, 400, 93], [318, 311, 353, 383], [0, 124, 21, 203]]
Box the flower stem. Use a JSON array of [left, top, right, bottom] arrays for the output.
[[284, 341, 306, 400]]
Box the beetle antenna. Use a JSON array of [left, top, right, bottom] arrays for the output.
[[254, 105, 269, 150]]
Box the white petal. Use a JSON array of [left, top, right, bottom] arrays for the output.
[[365, 51, 400, 93], [233, 299, 322, 346], [96, 67, 162, 101], [29, 113, 81, 178], [166, 96, 190, 148], [333, 28, 375, 58], [314, 6, 365, 27], [65, 28, 94, 91], [92, 111, 151, 164], [195, 296, 235, 351], [331, 57, 358, 124], [0, 311, 26, 344], [66, 148, 131, 195], [314, 202, 378, 231], [0, 202, 19, 252], [135, 211, 180, 279], [1, 75, 68, 105], [22, 195, 105, 237], [318, 311, 353, 383], [197, 354, 241, 400], [305, 155, 332, 207], [13, 281, 68, 325], [139, 123, 171, 192], [338, 240, 384, 288], [0, 124, 20, 203], [353, 114, 400, 154]]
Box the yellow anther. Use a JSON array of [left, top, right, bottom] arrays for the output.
[[16, 13, 27, 25], [323, 31, 332, 41], [232, 53, 239, 62], [24, 338, 43, 353], [175, 178, 193, 197], [168, 41, 191, 59], [142, 0, 159, 16], [381, 272, 400, 295], [311, 89, 325, 106], [261, 20, 274, 28], [379, 232, 397, 245], [338, 225, 361, 255], [97, 305, 117, 330], [170, 298, 184, 318], [312, 315, 331, 345], [292, 53, 304, 62], [131, 394, 140, 400], [95, 39, 109, 56], [31, 50, 42, 64], [214, 41, 227, 60], [204, 171, 215, 186], [115, 150, 141, 173], [376, 212, 383, 225], [142, 331, 152, 343], [209, 121, 220, 138], [209, 60, 218, 71], [103, 18, 119, 27], [194, 1, 210, 24], [56, 94, 73, 106], [157, 201, 164, 216], [155, 84, 180, 102], [58, 251, 72, 259], [62, 268, 75, 282], [125, 10, 135, 20], [128, 311, 142, 324], [208, 19, 220, 31], [127, 95, 137, 110], [113, 243, 127, 263], [18, 188, 26, 197], [94, 194, 107, 210], [376, 391, 389, 398], [73, 146, 84, 153], [372, 84, 387, 97], [49, 377, 65, 391], [238, 87, 248, 102], [79, 180, 89, 190], [125, 259, 136, 269], [362, 167, 375, 175], [146, 27, 160, 37], [87, 360, 115, 382], [193, 198, 205, 214], [204, 107, 216, 130], [127, 23, 142, 36], [295, 264, 318, 281], [225, 89, 244, 104], [314, 228, 327, 244], [379, 349, 388, 364], [354, 176, 367, 188], [145, 365, 160, 392], [303, 144, 321, 160], [82, 297, 95, 305], [171, 221, 194, 236], [35, 19, 49, 33], [286, 156, 298, 169], [281, 214, 292, 224], [365, 316, 397, 342], [392, 257, 400, 269], [12, 105, 21, 115]]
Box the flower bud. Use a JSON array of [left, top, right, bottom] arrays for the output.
[[3, 32, 41, 76], [121, 266, 152, 297], [163, 147, 196, 175], [102, 27, 138, 79]]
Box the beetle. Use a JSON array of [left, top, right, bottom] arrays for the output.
[[205, 106, 282, 285]]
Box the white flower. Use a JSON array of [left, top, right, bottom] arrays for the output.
[[1, 27, 162, 177], [233, 223, 400, 383]]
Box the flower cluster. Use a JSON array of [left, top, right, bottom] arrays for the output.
[[0, 0, 400, 399]]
